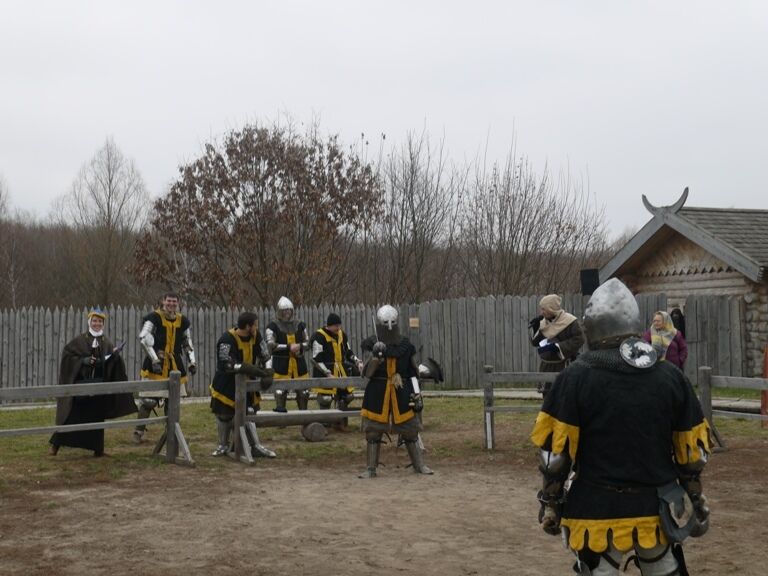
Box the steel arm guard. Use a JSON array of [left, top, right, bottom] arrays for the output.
[[265, 327, 288, 353], [139, 320, 160, 364], [182, 328, 196, 365]]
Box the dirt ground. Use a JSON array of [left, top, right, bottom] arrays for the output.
[[1, 430, 767, 575]]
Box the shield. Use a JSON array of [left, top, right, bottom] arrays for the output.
[[619, 337, 658, 368]]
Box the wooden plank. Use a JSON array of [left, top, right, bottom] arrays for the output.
[[485, 372, 558, 384], [509, 296, 521, 372], [442, 299, 453, 388], [498, 296, 509, 373], [529, 295, 540, 370], [450, 298, 460, 388], [1, 309, 10, 392], [710, 375, 768, 391], [19, 307, 28, 387], [494, 297, 504, 373], [44, 308, 53, 386], [0, 417, 166, 438], [488, 405, 539, 413], [729, 297, 744, 377], [251, 409, 361, 427], [711, 410, 768, 421], [484, 297, 496, 379], [717, 296, 731, 376], [0, 378, 175, 401], [464, 298, 477, 388], [706, 296, 718, 374]]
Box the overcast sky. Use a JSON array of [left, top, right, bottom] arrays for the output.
[[1, 0, 766, 236]]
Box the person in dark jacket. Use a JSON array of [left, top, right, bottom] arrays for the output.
[[49, 308, 136, 457], [532, 279, 711, 575], [643, 311, 688, 370], [529, 294, 586, 396]]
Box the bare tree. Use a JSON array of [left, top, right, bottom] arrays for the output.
[[52, 137, 150, 304], [356, 132, 464, 303], [458, 151, 607, 296]]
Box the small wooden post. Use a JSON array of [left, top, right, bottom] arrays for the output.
[[698, 366, 713, 426], [233, 374, 246, 460], [166, 371, 181, 463], [483, 365, 495, 450], [761, 345, 768, 430]]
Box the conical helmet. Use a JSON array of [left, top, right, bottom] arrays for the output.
[[583, 278, 642, 349]]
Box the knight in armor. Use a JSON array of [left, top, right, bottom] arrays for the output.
[[209, 312, 274, 457], [529, 293, 585, 396], [133, 292, 196, 444], [49, 308, 137, 457], [531, 279, 711, 576], [358, 305, 433, 478], [309, 312, 362, 414], [265, 297, 310, 412]]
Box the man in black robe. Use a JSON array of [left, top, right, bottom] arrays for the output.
[[49, 308, 137, 457]]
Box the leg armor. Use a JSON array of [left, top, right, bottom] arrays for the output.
[[336, 389, 354, 410], [317, 393, 333, 410], [134, 397, 160, 441], [296, 389, 310, 410], [635, 543, 683, 576], [574, 548, 621, 576], [359, 431, 382, 478], [212, 416, 233, 457], [273, 389, 287, 413], [404, 437, 433, 475]]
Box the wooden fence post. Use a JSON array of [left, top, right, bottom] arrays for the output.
[[234, 374, 246, 460], [483, 365, 494, 450], [761, 345, 768, 429], [698, 366, 713, 426], [166, 371, 181, 463]]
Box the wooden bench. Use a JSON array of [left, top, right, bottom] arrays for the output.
[[232, 374, 368, 464], [0, 370, 194, 466], [482, 365, 551, 450]]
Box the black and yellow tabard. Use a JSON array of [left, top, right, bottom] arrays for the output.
[[140, 310, 191, 383], [210, 328, 264, 415], [311, 328, 355, 396], [266, 320, 309, 379], [360, 340, 418, 425]]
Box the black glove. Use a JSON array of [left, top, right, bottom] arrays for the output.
[[151, 360, 163, 374], [410, 393, 424, 413], [188, 363, 197, 376], [259, 375, 274, 391], [528, 315, 544, 333], [689, 494, 710, 537], [81, 356, 96, 367], [537, 490, 562, 536], [372, 341, 387, 358]]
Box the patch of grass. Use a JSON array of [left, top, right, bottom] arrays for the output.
[[2, 396, 765, 493]]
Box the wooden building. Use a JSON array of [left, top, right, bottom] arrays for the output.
[[599, 189, 768, 377]]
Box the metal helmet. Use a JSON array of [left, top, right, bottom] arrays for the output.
[[376, 305, 398, 329], [277, 296, 294, 322], [583, 278, 643, 349], [375, 304, 401, 345]]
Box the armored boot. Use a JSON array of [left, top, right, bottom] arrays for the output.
[[273, 389, 288, 413], [358, 440, 381, 479], [212, 417, 233, 457], [405, 439, 434, 474], [296, 389, 310, 410]]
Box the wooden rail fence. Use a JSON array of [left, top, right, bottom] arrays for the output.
[[0, 371, 194, 466]]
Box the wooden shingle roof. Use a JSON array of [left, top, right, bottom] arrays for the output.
[[600, 189, 768, 283]]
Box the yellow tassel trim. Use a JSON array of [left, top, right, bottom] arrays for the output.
[[530, 412, 579, 460], [561, 516, 666, 552], [672, 420, 712, 464]]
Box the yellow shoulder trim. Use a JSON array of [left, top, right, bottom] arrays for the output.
[[561, 516, 665, 552], [672, 420, 712, 464], [530, 412, 579, 460]]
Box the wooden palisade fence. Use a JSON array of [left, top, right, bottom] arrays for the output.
[[0, 293, 746, 396]]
